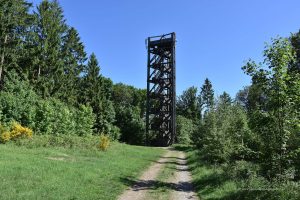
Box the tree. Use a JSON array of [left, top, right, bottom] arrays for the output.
[[115, 105, 145, 145], [176, 115, 196, 144], [200, 78, 214, 114], [219, 92, 232, 106], [0, 0, 32, 86], [80, 53, 101, 105], [79, 53, 118, 137], [242, 37, 299, 179], [59, 27, 87, 104], [112, 83, 147, 143], [177, 86, 200, 120], [31, 0, 67, 98], [235, 86, 250, 109]]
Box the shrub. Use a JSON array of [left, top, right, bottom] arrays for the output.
[[225, 160, 260, 181], [98, 134, 110, 151], [176, 115, 196, 144], [0, 73, 95, 136], [107, 125, 121, 141], [116, 105, 145, 145], [0, 131, 11, 143], [0, 122, 33, 143], [10, 122, 33, 140]]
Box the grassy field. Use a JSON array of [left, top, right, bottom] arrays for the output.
[[176, 145, 300, 200], [0, 142, 164, 200]]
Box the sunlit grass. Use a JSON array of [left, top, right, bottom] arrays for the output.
[[0, 142, 164, 200]]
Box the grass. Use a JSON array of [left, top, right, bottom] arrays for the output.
[[175, 145, 300, 200], [0, 140, 164, 200], [184, 147, 237, 200]]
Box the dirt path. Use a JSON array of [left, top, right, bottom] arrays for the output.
[[118, 150, 172, 200], [118, 148, 198, 200], [169, 151, 199, 200]]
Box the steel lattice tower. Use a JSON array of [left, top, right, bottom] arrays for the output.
[[146, 33, 176, 146]]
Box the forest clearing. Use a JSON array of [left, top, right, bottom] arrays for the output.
[[0, 0, 299, 199]]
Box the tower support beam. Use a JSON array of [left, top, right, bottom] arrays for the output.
[[146, 33, 176, 146]]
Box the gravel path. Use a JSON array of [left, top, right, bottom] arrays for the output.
[[118, 150, 172, 200], [169, 151, 199, 200], [117, 148, 198, 200]]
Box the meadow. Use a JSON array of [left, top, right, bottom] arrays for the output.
[[0, 138, 164, 200]]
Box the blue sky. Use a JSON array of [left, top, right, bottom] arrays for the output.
[[31, 0, 300, 97]]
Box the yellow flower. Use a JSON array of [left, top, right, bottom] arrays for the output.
[[98, 134, 110, 151], [10, 122, 33, 140], [0, 132, 11, 143]]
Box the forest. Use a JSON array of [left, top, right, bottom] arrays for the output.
[[0, 0, 299, 199]]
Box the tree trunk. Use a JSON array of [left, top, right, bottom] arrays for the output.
[[0, 35, 8, 82]]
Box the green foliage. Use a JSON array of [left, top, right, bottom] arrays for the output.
[[79, 54, 118, 138], [0, 71, 95, 136], [35, 98, 95, 136], [242, 37, 299, 179], [0, 0, 32, 85], [200, 78, 215, 113], [176, 115, 196, 144], [31, 0, 68, 98], [112, 83, 146, 144], [14, 134, 98, 149], [58, 27, 87, 104], [177, 86, 200, 120], [0, 0, 148, 146], [181, 146, 300, 200], [115, 105, 145, 145]]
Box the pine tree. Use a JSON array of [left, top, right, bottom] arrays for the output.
[[219, 92, 231, 105], [0, 0, 32, 86], [31, 0, 67, 98], [80, 53, 116, 134], [59, 27, 87, 104], [177, 86, 200, 120], [80, 53, 101, 105], [200, 78, 214, 113]]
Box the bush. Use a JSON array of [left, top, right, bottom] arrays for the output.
[[225, 160, 260, 181], [0, 122, 33, 143], [116, 105, 145, 145], [0, 73, 95, 136], [98, 134, 110, 151], [10, 122, 33, 140], [176, 115, 196, 144], [0, 131, 10, 143], [35, 99, 95, 136]]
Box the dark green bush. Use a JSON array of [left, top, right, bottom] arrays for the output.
[[115, 105, 145, 145], [0, 72, 95, 136]]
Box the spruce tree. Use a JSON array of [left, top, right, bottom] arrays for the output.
[[80, 53, 101, 105], [219, 92, 232, 107], [80, 53, 116, 134], [31, 0, 67, 98], [0, 0, 32, 86], [200, 78, 215, 113], [177, 86, 200, 120], [60, 27, 87, 104]]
